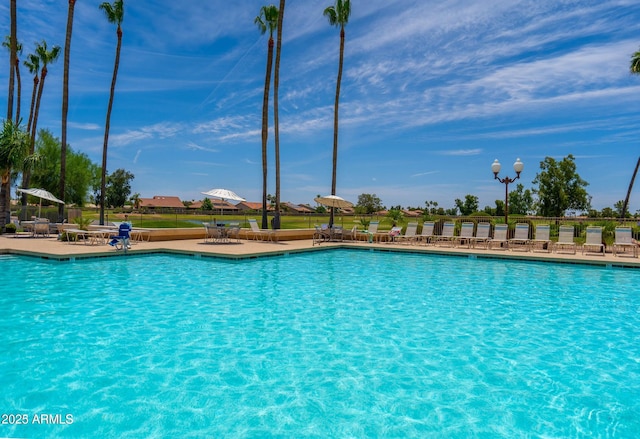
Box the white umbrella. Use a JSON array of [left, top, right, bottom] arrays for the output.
[[314, 194, 353, 209], [201, 188, 246, 202], [17, 187, 65, 218]]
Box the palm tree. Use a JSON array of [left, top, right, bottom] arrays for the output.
[[22, 41, 60, 201], [3, 36, 23, 123], [255, 4, 278, 229], [624, 50, 640, 218], [19, 52, 39, 211], [0, 120, 31, 230], [98, 0, 124, 225], [6, 0, 17, 121], [23, 53, 39, 139], [324, 0, 351, 227], [272, 0, 286, 230], [60, 0, 77, 222]]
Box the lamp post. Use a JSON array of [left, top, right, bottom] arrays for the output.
[[492, 158, 524, 224]]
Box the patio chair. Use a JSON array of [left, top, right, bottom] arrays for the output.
[[109, 222, 132, 251], [581, 226, 604, 255], [470, 223, 491, 249], [416, 221, 436, 245], [613, 227, 638, 258], [248, 218, 275, 242], [33, 219, 50, 238], [554, 225, 576, 254], [227, 222, 241, 243], [344, 225, 359, 242], [203, 222, 218, 243], [397, 222, 418, 244], [488, 224, 509, 250], [509, 223, 531, 251], [453, 222, 474, 248], [387, 226, 403, 243], [313, 224, 330, 245], [530, 224, 552, 253], [435, 222, 456, 247]]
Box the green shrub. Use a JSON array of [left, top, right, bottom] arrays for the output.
[[4, 223, 16, 233]]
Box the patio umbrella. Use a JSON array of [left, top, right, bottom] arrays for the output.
[[201, 188, 246, 202], [201, 188, 246, 216], [16, 187, 65, 218], [314, 194, 353, 209]]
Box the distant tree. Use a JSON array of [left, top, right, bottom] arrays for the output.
[[600, 207, 614, 218], [356, 193, 382, 214], [454, 194, 479, 216], [324, 0, 351, 227], [30, 129, 97, 206], [99, 0, 124, 225], [0, 120, 31, 229], [483, 205, 496, 216], [105, 168, 134, 208], [201, 198, 213, 211], [508, 183, 535, 215], [424, 200, 439, 215], [494, 199, 505, 219], [130, 193, 140, 208], [532, 155, 590, 217], [255, 4, 278, 229]]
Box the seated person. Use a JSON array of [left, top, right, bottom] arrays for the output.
[[109, 222, 132, 248]]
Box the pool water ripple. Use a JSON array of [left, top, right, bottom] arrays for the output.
[[1, 251, 639, 437]]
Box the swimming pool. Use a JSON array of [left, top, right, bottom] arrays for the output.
[[1, 250, 639, 437]]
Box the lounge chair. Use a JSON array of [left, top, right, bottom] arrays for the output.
[[435, 222, 456, 247], [416, 221, 435, 245], [367, 220, 386, 243], [387, 226, 403, 243], [397, 222, 418, 244], [330, 225, 344, 242], [509, 223, 531, 251], [470, 223, 491, 249], [248, 218, 275, 242], [530, 224, 552, 253], [488, 224, 509, 250], [582, 226, 604, 255], [613, 227, 638, 258], [33, 219, 50, 238], [453, 222, 475, 248], [554, 225, 576, 254]]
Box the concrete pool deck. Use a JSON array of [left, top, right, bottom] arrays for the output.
[[2, 233, 640, 268]]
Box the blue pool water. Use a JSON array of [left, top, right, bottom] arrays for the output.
[[1, 250, 639, 438]]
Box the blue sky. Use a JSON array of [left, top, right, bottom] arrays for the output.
[[1, 0, 639, 211]]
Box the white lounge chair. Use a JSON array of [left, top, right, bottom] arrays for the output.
[[509, 223, 530, 251], [416, 221, 435, 245], [470, 222, 491, 249], [582, 226, 604, 255], [397, 222, 418, 244], [453, 222, 474, 248], [613, 227, 638, 258], [435, 222, 455, 247], [554, 225, 576, 254], [488, 224, 509, 250], [530, 224, 552, 253], [248, 218, 275, 242]]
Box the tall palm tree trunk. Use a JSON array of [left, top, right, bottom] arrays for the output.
[[60, 0, 76, 222], [6, 0, 16, 121], [3, 0, 18, 228], [26, 76, 38, 135], [621, 157, 640, 218], [260, 38, 274, 230], [272, 0, 285, 230], [100, 25, 122, 225], [329, 27, 345, 227], [14, 57, 21, 123]]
